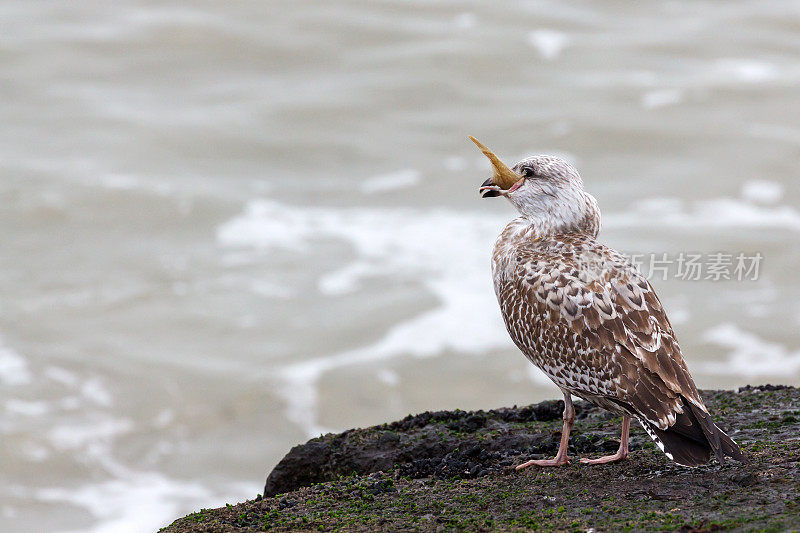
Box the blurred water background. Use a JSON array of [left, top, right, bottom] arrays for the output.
[[1, 1, 800, 531]]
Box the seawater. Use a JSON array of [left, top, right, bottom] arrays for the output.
[[1, 1, 799, 531]]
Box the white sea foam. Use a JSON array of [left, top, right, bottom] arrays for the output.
[[98, 174, 174, 196], [48, 418, 134, 451], [249, 280, 294, 299], [218, 199, 511, 434], [360, 169, 421, 194], [219, 195, 800, 435], [21, 443, 51, 463], [700, 323, 800, 377], [641, 89, 684, 109], [453, 12, 477, 30], [35, 471, 243, 533], [81, 378, 114, 407], [99, 174, 141, 190], [45, 366, 80, 387], [0, 337, 31, 386], [217, 201, 320, 252], [318, 262, 376, 296], [740, 180, 783, 205], [605, 196, 800, 232], [714, 59, 777, 83], [28, 367, 253, 533], [0, 339, 234, 533], [526, 29, 569, 61], [377, 368, 400, 386], [5, 400, 51, 417], [0, 331, 216, 533]]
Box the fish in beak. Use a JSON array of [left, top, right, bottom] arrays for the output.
[[469, 136, 523, 198]]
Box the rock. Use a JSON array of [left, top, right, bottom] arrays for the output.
[[262, 440, 331, 497], [738, 384, 791, 393], [164, 386, 800, 533], [261, 400, 614, 497]]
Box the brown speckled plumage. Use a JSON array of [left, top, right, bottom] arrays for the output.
[[478, 147, 744, 467]]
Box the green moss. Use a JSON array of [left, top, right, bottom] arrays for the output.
[[163, 388, 800, 533]]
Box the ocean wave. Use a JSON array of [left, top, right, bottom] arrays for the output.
[[714, 58, 777, 84], [641, 88, 684, 109], [98, 174, 175, 197], [700, 323, 800, 377], [0, 332, 241, 533], [30, 376, 251, 533], [527, 29, 570, 61], [218, 195, 798, 435], [218, 199, 512, 434], [359, 169, 421, 194], [0, 336, 31, 386], [604, 196, 800, 232], [740, 180, 783, 205], [35, 471, 243, 533]]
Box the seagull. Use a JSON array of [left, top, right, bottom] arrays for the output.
[[471, 136, 745, 468]]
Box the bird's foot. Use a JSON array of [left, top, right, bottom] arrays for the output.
[[579, 450, 628, 465], [515, 456, 570, 470]]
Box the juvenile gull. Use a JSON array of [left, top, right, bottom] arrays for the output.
[[472, 137, 745, 467]]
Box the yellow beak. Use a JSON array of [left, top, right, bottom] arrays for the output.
[[469, 136, 520, 190]]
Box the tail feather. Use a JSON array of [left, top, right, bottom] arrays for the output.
[[639, 396, 745, 467], [640, 417, 711, 467]]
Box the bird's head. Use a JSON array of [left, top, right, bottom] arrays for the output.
[[470, 136, 600, 236]]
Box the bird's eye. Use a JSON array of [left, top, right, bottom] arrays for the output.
[[522, 167, 535, 178]]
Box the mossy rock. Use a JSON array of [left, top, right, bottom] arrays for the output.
[[163, 386, 800, 532]]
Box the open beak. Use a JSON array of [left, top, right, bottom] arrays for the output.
[[469, 136, 522, 198], [479, 177, 503, 198]]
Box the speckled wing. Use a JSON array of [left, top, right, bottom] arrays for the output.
[[496, 235, 705, 432]]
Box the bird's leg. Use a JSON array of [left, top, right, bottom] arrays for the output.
[[516, 392, 574, 469], [580, 414, 630, 465]]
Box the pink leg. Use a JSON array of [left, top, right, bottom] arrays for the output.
[[580, 414, 630, 465], [516, 392, 574, 469]]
